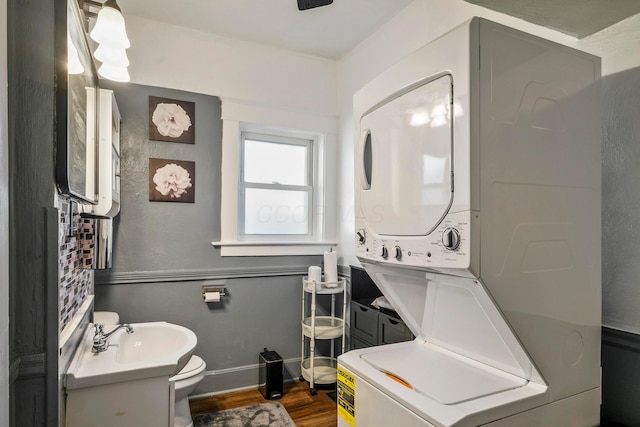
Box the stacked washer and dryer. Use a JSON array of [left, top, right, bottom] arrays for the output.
[[338, 18, 601, 427]]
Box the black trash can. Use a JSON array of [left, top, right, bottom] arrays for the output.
[[258, 348, 283, 400]]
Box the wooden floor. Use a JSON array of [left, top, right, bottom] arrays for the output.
[[190, 380, 338, 427]]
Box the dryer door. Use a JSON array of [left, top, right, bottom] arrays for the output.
[[358, 74, 453, 237]]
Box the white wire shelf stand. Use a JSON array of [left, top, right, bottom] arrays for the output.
[[299, 276, 347, 395]]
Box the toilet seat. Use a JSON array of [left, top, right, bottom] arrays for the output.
[[171, 355, 206, 382]]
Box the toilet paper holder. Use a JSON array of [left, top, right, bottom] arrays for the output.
[[202, 285, 226, 300]]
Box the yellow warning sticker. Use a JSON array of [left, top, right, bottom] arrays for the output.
[[337, 366, 355, 426]]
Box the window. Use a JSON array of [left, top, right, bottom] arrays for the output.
[[240, 132, 313, 237], [215, 100, 338, 256]]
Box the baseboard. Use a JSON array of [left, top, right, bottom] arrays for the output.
[[194, 357, 302, 396], [602, 326, 640, 353]]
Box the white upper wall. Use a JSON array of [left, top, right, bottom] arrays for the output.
[[579, 13, 640, 76], [336, 0, 640, 267], [125, 15, 338, 116]]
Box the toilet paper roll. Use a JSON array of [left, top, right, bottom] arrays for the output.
[[308, 266, 322, 291], [203, 291, 221, 303], [324, 250, 338, 286], [308, 266, 322, 283]]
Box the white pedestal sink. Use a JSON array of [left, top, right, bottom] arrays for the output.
[[65, 321, 197, 427]]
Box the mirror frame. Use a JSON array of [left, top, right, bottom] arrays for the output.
[[56, 0, 100, 204]]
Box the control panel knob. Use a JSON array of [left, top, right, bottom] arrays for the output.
[[393, 246, 402, 260], [356, 229, 366, 245], [442, 228, 461, 251], [379, 246, 388, 259]]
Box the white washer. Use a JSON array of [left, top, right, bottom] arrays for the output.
[[339, 17, 601, 427]]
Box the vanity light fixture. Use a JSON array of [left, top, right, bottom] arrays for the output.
[[94, 43, 130, 67], [84, 0, 131, 82], [67, 32, 85, 74], [97, 62, 130, 82], [89, 0, 130, 48]]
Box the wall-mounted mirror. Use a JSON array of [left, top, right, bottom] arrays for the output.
[[56, 0, 99, 204]]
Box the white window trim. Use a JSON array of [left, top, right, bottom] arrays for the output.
[[214, 98, 338, 256], [239, 131, 314, 238]]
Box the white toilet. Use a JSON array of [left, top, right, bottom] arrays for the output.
[[94, 312, 206, 427], [171, 355, 206, 427]]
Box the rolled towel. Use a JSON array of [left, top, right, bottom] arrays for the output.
[[371, 296, 395, 311]]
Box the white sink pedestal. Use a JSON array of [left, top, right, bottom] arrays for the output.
[[64, 322, 196, 427], [66, 376, 175, 427]]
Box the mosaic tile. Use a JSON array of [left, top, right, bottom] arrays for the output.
[[58, 204, 93, 332]]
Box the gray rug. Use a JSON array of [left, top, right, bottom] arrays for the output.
[[193, 402, 296, 427]]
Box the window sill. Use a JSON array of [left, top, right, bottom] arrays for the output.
[[211, 240, 337, 257]]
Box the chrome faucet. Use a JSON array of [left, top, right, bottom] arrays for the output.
[[92, 323, 134, 353]]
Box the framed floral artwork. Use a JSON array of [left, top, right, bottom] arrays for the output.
[[149, 158, 195, 203], [149, 96, 195, 144]]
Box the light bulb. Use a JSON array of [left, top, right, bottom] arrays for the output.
[[410, 110, 430, 127], [98, 63, 130, 82], [453, 101, 464, 118], [90, 5, 130, 49], [431, 103, 447, 118], [67, 32, 84, 74], [94, 44, 129, 67]]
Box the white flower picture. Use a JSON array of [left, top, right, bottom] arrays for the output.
[[152, 103, 192, 138], [149, 158, 196, 203], [149, 96, 195, 144]]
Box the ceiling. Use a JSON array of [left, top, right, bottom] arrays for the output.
[[116, 0, 640, 59], [463, 0, 640, 39], [117, 0, 414, 59]]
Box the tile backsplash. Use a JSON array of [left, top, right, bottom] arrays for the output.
[[58, 199, 93, 332]]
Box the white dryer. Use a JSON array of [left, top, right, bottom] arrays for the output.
[[338, 17, 601, 427]]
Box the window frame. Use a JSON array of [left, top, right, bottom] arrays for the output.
[[238, 131, 315, 238], [214, 99, 338, 256]]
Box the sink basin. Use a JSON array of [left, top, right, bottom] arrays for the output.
[[65, 321, 197, 390], [116, 322, 195, 371]]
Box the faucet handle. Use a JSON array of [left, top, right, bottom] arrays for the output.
[[92, 323, 108, 353]]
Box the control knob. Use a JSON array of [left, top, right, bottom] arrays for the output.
[[356, 229, 366, 245], [379, 246, 388, 259], [442, 228, 461, 251], [393, 246, 402, 260]]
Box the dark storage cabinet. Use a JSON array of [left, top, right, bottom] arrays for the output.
[[351, 302, 378, 344], [378, 312, 413, 345], [349, 266, 413, 349], [350, 301, 412, 348]]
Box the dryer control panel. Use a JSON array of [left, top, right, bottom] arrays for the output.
[[355, 210, 475, 273]]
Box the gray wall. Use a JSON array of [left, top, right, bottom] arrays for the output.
[[8, 0, 60, 425], [95, 276, 307, 392], [102, 82, 223, 273], [602, 67, 640, 334], [95, 82, 323, 393], [0, 0, 9, 424], [600, 67, 640, 426]]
